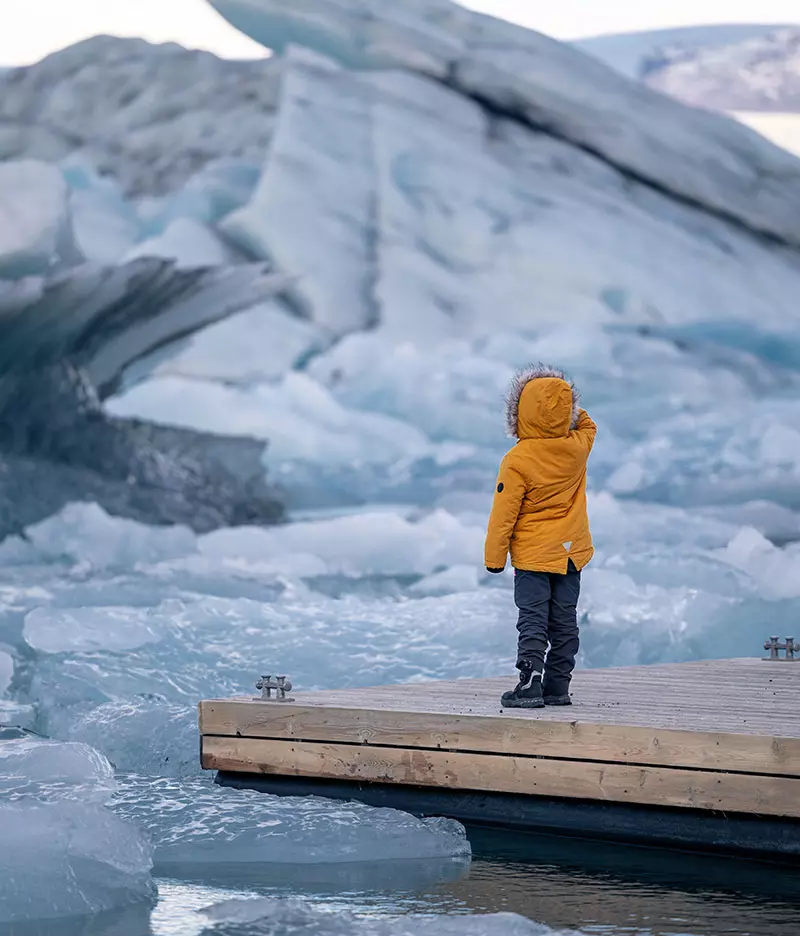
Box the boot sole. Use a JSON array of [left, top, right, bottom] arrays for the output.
[[544, 696, 572, 706], [501, 698, 545, 709]]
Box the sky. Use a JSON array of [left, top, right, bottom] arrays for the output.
[[0, 0, 798, 67]]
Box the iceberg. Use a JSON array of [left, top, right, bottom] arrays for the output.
[[23, 502, 197, 570], [107, 370, 432, 468], [123, 299, 324, 387], [200, 509, 484, 577], [207, 0, 800, 246], [0, 261, 288, 538], [202, 43, 800, 349], [0, 259, 288, 398], [0, 159, 83, 278]]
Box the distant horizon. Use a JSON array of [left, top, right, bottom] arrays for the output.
[[1, 0, 798, 67]]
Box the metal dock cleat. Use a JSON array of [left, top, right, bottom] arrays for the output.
[[255, 675, 295, 701], [763, 636, 800, 661]]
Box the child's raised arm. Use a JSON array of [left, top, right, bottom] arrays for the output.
[[572, 409, 597, 455], [484, 452, 526, 572]]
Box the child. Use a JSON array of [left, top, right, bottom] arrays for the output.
[[485, 365, 596, 708]]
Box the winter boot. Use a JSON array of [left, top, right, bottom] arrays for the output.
[[501, 662, 545, 709], [542, 678, 572, 706]]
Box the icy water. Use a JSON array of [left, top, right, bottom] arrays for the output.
[[11, 830, 800, 935], [3, 323, 800, 933], [148, 830, 800, 936]]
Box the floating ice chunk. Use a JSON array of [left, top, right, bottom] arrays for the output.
[[310, 332, 508, 444], [0, 648, 12, 695], [125, 299, 324, 387], [0, 801, 155, 925], [125, 217, 241, 268], [697, 500, 800, 546], [200, 897, 550, 935], [759, 424, 800, 469], [589, 492, 739, 553], [0, 534, 42, 565], [717, 527, 800, 599], [25, 502, 197, 569], [109, 372, 431, 467], [28, 589, 513, 726], [0, 737, 114, 800], [606, 461, 646, 495], [410, 564, 481, 596], [579, 567, 758, 667], [56, 700, 199, 777], [114, 775, 470, 865], [24, 605, 168, 654], [200, 509, 483, 577], [0, 159, 83, 277]]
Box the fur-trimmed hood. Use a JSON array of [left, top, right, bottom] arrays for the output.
[[505, 364, 581, 439]]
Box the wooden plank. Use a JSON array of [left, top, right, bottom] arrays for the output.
[[202, 736, 800, 819], [199, 700, 800, 777]]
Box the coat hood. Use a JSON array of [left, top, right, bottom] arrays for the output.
[[505, 364, 581, 439]]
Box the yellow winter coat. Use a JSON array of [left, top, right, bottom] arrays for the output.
[[484, 366, 596, 574]]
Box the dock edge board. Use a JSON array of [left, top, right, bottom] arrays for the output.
[[198, 699, 800, 777], [200, 735, 800, 820]]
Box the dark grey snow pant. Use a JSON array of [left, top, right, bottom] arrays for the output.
[[514, 560, 581, 694]]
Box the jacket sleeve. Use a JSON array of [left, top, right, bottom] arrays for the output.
[[572, 409, 597, 455], [484, 451, 527, 570]]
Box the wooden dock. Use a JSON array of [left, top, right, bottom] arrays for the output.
[[199, 659, 800, 858]]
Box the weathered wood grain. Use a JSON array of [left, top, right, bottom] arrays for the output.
[[199, 700, 800, 776], [202, 736, 800, 818]]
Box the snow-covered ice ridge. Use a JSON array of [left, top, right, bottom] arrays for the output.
[[643, 27, 800, 114], [576, 24, 795, 81], [0, 36, 282, 197]]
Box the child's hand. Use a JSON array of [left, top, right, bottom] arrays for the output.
[[486, 567, 505, 574]]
